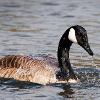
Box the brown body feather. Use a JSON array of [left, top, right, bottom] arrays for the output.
[[0, 55, 59, 85]]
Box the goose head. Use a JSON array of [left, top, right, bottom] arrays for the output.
[[68, 25, 93, 56]]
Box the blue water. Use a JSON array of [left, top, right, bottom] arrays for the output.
[[0, 0, 100, 100]]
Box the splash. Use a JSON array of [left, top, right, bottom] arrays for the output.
[[91, 56, 98, 68]]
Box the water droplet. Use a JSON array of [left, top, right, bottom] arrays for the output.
[[91, 55, 98, 68]]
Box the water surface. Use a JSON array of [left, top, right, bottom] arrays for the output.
[[0, 0, 100, 100]]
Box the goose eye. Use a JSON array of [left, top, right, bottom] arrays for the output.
[[82, 35, 88, 42]]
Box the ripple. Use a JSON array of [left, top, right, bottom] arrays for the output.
[[1, 4, 21, 8], [64, 15, 75, 18], [41, 2, 59, 6], [9, 28, 44, 32]]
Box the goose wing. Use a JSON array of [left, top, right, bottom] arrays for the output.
[[0, 55, 57, 85]]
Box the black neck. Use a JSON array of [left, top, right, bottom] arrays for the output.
[[57, 29, 75, 78]]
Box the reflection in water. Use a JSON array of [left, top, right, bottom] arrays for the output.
[[58, 84, 74, 98]]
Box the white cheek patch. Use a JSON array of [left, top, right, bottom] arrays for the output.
[[68, 28, 77, 43]]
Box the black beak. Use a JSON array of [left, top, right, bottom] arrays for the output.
[[80, 43, 93, 56]]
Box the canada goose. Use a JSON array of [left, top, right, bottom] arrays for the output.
[[0, 25, 93, 85]]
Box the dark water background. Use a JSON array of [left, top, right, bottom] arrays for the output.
[[0, 0, 100, 100]]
